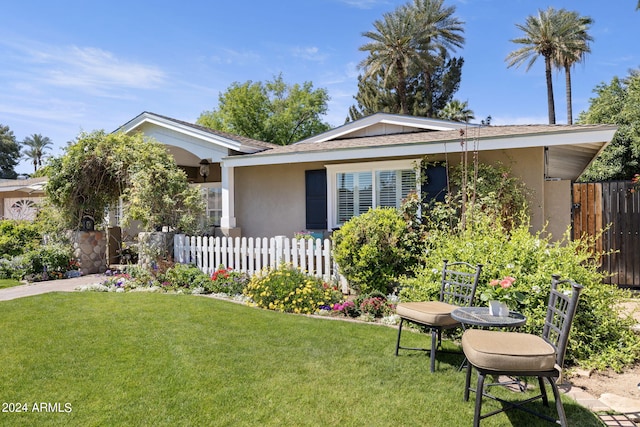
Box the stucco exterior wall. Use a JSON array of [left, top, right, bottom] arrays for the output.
[[233, 147, 552, 239], [543, 179, 572, 241], [476, 147, 545, 232], [235, 162, 326, 238], [415, 147, 546, 232]]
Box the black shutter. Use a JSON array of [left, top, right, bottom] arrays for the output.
[[305, 169, 327, 229], [422, 164, 447, 203]]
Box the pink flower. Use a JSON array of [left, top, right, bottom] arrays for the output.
[[490, 279, 500, 287]]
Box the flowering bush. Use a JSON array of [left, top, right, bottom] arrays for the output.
[[101, 273, 134, 291], [359, 296, 395, 318], [332, 300, 359, 317], [206, 266, 250, 295], [243, 264, 343, 314], [479, 276, 524, 307]]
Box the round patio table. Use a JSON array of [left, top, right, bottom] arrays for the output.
[[451, 306, 526, 329]]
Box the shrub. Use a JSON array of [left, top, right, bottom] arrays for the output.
[[244, 264, 343, 314], [0, 257, 25, 280], [0, 220, 41, 258], [21, 243, 76, 281], [332, 300, 359, 317], [162, 263, 210, 291], [358, 295, 395, 318], [206, 266, 250, 295], [399, 215, 640, 371], [332, 207, 420, 295]]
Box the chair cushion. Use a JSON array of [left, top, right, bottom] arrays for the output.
[[396, 301, 459, 327], [462, 329, 557, 372]]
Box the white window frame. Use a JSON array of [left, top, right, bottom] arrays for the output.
[[326, 159, 420, 229], [199, 182, 223, 227]]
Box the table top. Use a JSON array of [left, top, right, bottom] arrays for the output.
[[451, 306, 526, 328]]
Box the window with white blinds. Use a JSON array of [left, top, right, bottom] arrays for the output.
[[376, 170, 415, 208], [337, 172, 373, 223], [333, 166, 416, 226]]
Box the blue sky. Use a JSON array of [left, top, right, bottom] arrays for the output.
[[2, 0, 638, 174]]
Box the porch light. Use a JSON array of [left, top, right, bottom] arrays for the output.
[[199, 159, 210, 181]]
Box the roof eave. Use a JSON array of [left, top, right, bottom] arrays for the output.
[[117, 112, 265, 154], [223, 127, 617, 168]]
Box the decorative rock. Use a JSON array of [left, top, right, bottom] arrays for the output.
[[71, 230, 107, 275]]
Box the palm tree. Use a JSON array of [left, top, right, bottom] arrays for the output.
[[554, 10, 593, 124], [438, 99, 475, 122], [506, 7, 574, 124], [22, 133, 53, 172], [411, 0, 465, 117], [359, 9, 427, 114]]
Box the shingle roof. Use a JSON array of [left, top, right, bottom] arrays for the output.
[[245, 124, 617, 156], [143, 112, 279, 151]]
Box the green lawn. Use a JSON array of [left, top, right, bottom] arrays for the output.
[[0, 293, 601, 426], [0, 278, 21, 289]]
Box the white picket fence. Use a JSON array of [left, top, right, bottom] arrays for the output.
[[173, 234, 340, 284]]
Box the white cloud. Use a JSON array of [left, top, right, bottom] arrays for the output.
[[291, 46, 327, 62], [1, 38, 166, 96]]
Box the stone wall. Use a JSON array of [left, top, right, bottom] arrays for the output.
[[138, 231, 174, 269], [72, 230, 107, 275]]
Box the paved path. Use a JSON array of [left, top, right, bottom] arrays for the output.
[[0, 274, 104, 301], [0, 276, 639, 425]]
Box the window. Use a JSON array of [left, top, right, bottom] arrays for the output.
[[376, 170, 415, 208], [337, 171, 372, 223], [327, 160, 418, 227], [201, 183, 222, 227]]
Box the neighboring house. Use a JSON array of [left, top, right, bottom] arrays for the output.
[[0, 177, 46, 220], [0, 112, 617, 246]]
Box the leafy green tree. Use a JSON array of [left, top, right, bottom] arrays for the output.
[[553, 10, 593, 124], [578, 71, 640, 181], [438, 99, 474, 122], [22, 133, 53, 172], [45, 130, 204, 233], [506, 7, 587, 124], [0, 124, 21, 179], [197, 74, 330, 145]]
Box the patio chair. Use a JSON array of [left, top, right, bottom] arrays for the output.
[[461, 275, 583, 427], [395, 260, 483, 372]]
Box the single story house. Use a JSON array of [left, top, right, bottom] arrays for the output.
[[0, 112, 617, 245], [119, 112, 616, 241]]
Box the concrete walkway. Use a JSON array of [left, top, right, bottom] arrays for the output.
[[0, 276, 639, 425], [0, 274, 104, 301]]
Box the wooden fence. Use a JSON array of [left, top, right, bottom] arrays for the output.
[[573, 181, 640, 288], [174, 234, 341, 285]]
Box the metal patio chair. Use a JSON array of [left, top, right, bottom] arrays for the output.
[[462, 275, 583, 427], [395, 260, 483, 372]]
